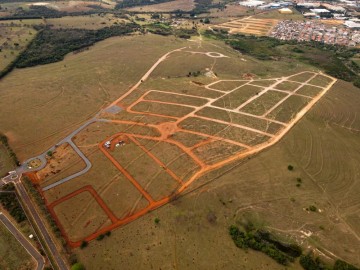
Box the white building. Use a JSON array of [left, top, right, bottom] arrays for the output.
[[239, 0, 265, 7]]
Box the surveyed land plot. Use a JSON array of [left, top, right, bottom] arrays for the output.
[[38, 49, 336, 248], [215, 17, 278, 36]]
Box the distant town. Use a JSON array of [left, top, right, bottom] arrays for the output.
[[239, 0, 360, 46]]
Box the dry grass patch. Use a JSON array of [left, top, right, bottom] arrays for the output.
[[195, 106, 283, 134], [240, 90, 288, 116], [288, 72, 316, 83], [296, 85, 323, 97], [274, 81, 301, 91], [208, 80, 248, 92], [144, 91, 209, 107], [179, 117, 269, 145], [308, 75, 334, 87], [130, 101, 194, 118], [100, 173, 149, 219], [0, 23, 37, 72], [211, 85, 262, 110], [193, 140, 244, 165], [52, 191, 112, 242], [267, 95, 310, 122], [37, 143, 86, 188], [250, 79, 278, 87], [171, 131, 208, 148]]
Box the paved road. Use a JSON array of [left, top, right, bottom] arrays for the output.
[[0, 213, 45, 270], [15, 178, 68, 270]]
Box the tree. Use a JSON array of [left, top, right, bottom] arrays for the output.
[[288, 165, 294, 171], [154, 217, 160, 224], [80, 241, 88, 249], [71, 263, 85, 270]]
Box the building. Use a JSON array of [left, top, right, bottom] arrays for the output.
[[321, 3, 346, 13], [297, 2, 320, 8], [344, 20, 360, 29], [310, 8, 331, 16], [239, 0, 265, 7], [279, 7, 293, 14]]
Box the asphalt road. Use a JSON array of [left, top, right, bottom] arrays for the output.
[[15, 178, 68, 270], [0, 213, 45, 270]]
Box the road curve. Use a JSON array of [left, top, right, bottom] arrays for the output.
[[0, 213, 45, 270], [15, 178, 68, 270], [42, 139, 92, 191]]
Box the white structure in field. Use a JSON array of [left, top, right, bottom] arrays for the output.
[[239, 0, 265, 7]]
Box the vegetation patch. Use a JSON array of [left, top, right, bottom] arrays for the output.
[[0, 184, 26, 223], [229, 225, 302, 265], [16, 23, 139, 68]]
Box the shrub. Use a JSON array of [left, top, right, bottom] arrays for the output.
[[96, 234, 105, 241], [80, 241, 88, 249], [334, 259, 359, 270], [71, 262, 85, 270], [309, 205, 317, 212], [288, 165, 294, 171], [154, 218, 160, 224]]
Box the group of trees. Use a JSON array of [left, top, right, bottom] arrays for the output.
[[116, 0, 172, 9], [0, 133, 19, 168], [0, 184, 27, 223], [145, 23, 197, 39], [300, 253, 359, 270], [229, 225, 302, 265], [22, 177, 63, 242], [16, 23, 139, 68], [230, 224, 359, 270]]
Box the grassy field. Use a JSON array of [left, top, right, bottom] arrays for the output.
[[37, 143, 86, 188], [0, 144, 15, 177], [0, 34, 189, 161], [0, 22, 37, 72], [0, 219, 35, 270]]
